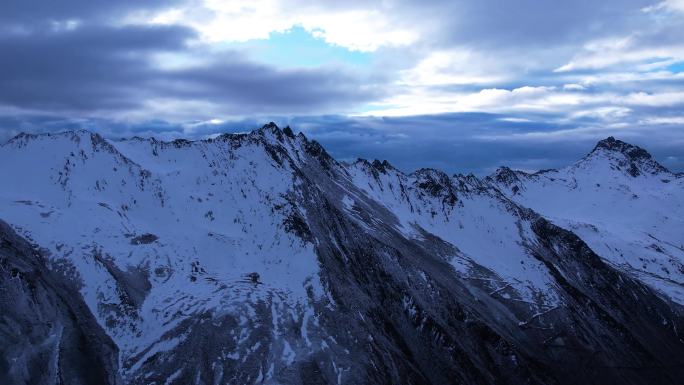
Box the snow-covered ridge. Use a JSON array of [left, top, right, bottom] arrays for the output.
[[2, 125, 683, 385]]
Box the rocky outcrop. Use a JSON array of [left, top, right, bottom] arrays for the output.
[[588, 136, 669, 176]]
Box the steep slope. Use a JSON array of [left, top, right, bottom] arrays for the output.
[[1, 126, 683, 384], [487, 137, 684, 303], [338, 154, 684, 384], [0, 219, 120, 385]]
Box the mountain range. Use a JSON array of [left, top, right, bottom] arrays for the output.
[[1, 123, 683, 385]]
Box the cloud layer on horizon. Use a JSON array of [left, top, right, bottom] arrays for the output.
[[2, 113, 682, 177]]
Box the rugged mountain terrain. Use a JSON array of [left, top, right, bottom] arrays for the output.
[[1, 124, 683, 384]]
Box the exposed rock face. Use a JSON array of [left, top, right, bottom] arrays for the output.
[[594, 136, 653, 160], [589, 136, 669, 176], [0, 220, 121, 385], [0, 125, 683, 384]]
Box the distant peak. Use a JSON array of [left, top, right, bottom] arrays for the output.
[[412, 167, 450, 179], [371, 159, 395, 173], [490, 166, 529, 182], [411, 168, 453, 188], [254, 122, 306, 144], [262, 121, 279, 130], [586, 137, 668, 177], [282, 125, 295, 139], [256, 121, 282, 138], [485, 166, 528, 193], [494, 166, 516, 177], [411, 168, 458, 204], [592, 137, 652, 161]]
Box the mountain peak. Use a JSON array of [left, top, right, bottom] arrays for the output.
[[411, 168, 458, 204], [485, 167, 528, 194], [256, 121, 284, 138], [262, 121, 279, 130], [586, 136, 668, 177], [254, 122, 306, 145], [492, 166, 522, 182], [592, 137, 652, 160], [370, 159, 396, 173]]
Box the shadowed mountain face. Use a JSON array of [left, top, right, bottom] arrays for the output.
[[0, 220, 121, 385], [0, 124, 683, 384]]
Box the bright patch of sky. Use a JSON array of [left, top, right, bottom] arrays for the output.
[[218, 26, 372, 68], [667, 61, 684, 72]]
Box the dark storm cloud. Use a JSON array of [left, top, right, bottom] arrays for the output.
[[0, 0, 382, 118], [157, 58, 383, 114], [465, 0, 650, 45], [0, 24, 195, 111], [407, 0, 654, 50], [0, 25, 381, 116], [0, 0, 184, 24]]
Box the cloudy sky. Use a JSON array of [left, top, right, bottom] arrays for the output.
[[2, 0, 684, 174]]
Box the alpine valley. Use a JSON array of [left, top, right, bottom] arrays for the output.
[[1, 123, 683, 385]]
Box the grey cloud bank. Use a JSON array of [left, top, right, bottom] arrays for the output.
[[2, 113, 682, 176]]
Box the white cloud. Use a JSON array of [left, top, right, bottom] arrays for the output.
[[576, 70, 684, 85], [362, 80, 684, 121], [563, 83, 586, 91], [297, 10, 418, 52], [556, 48, 684, 73], [397, 50, 507, 86], [361, 86, 568, 117], [473, 124, 635, 143], [639, 116, 684, 125], [139, 0, 418, 52], [569, 106, 632, 120], [667, 0, 684, 12], [50, 19, 81, 32], [554, 36, 684, 73], [499, 117, 534, 123], [622, 91, 684, 106], [643, 0, 684, 14]]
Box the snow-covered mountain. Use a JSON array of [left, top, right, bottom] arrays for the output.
[[1, 124, 683, 385], [487, 136, 684, 303]]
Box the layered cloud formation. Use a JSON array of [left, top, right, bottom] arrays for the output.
[[1, 0, 683, 173]]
